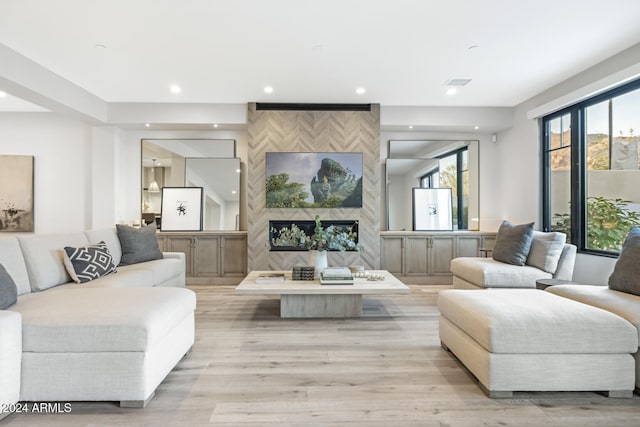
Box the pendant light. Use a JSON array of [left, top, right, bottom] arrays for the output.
[[148, 158, 160, 192]]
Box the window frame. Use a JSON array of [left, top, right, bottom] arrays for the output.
[[542, 78, 640, 257]]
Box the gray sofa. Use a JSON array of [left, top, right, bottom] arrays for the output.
[[0, 227, 194, 418]]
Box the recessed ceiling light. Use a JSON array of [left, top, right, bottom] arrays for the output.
[[235, 169, 241, 173], [264, 86, 274, 94], [356, 87, 366, 95], [446, 88, 457, 95], [213, 124, 219, 128], [231, 190, 237, 194], [409, 125, 413, 129], [170, 84, 181, 94], [0, 91, 6, 98], [445, 78, 472, 87], [145, 123, 150, 127], [474, 126, 480, 130]]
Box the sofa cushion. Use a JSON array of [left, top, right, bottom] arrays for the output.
[[547, 284, 640, 344], [492, 221, 534, 266], [608, 226, 640, 296], [9, 287, 196, 352], [0, 264, 18, 309], [450, 257, 551, 288], [63, 241, 117, 283], [116, 224, 163, 266], [438, 289, 637, 354], [84, 228, 122, 266], [52, 268, 155, 290], [18, 233, 90, 291], [526, 231, 566, 274], [0, 237, 30, 296]]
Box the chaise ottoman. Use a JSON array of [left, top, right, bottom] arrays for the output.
[[8, 286, 195, 407], [438, 289, 637, 398]]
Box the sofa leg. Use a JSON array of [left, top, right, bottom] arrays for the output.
[[606, 390, 633, 398], [120, 392, 155, 408], [183, 346, 193, 358], [479, 383, 513, 399]]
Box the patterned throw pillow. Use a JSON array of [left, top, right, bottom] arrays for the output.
[[63, 241, 117, 283]]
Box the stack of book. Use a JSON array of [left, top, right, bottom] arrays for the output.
[[292, 266, 315, 281], [320, 267, 354, 285]]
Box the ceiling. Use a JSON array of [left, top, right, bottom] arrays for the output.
[[2, 0, 640, 111]]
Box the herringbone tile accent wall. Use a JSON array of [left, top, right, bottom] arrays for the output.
[[247, 103, 381, 271]]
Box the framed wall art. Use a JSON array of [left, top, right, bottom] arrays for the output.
[[160, 187, 203, 231], [412, 188, 453, 231], [265, 152, 363, 208], [0, 155, 34, 232]]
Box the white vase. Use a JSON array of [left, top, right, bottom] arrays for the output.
[[308, 250, 328, 278]]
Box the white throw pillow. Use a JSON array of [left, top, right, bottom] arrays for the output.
[[526, 231, 566, 274]]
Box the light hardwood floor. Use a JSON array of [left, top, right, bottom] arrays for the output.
[[3, 284, 640, 426]]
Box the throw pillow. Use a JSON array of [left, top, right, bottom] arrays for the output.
[[63, 241, 117, 283], [526, 231, 566, 274], [0, 263, 18, 309], [608, 227, 640, 296], [116, 223, 163, 266], [492, 220, 535, 266]]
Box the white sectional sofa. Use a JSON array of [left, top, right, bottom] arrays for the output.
[[547, 284, 640, 391], [440, 226, 640, 397], [451, 224, 577, 289], [0, 227, 195, 418]]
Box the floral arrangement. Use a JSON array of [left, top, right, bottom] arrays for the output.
[[270, 216, 362, 252]]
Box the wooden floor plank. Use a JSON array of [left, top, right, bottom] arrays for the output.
[[3, 284, 640, 426]]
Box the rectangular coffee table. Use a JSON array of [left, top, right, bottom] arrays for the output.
[[235, 270, 410, 318]]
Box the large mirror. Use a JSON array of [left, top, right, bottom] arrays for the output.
[[141, 139, 240, 230], [386, 140, 479, 231]]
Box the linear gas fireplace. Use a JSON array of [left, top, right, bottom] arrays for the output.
[[269, 219, 359, 251]]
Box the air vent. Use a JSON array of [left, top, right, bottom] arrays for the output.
[[256, 103, 372, 111], [444, 79, 472, 87]]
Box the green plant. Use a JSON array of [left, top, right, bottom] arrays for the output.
[[271, 216, 362, 252], [553, 196, 640, 252]]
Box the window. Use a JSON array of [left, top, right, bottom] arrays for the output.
[[543, 80, 640, 254]]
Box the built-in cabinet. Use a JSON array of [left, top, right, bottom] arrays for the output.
[[157, 231, 248, 285], [380, 231, 496, 284]]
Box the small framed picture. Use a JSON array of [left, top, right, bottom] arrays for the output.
[[412, 188, 453, 231], [160, 187, 203, 231]]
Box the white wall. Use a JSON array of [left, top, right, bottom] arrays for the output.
[[495, 43, 640, 284], [0, 112, 92, 233], [0, 113, 249, 233]]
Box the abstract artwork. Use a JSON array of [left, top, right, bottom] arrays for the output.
[[265, 152, 363, 208], [160, 187, 203, 231], [0, 155, 34, 232], [412, 188, 453, 231]]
